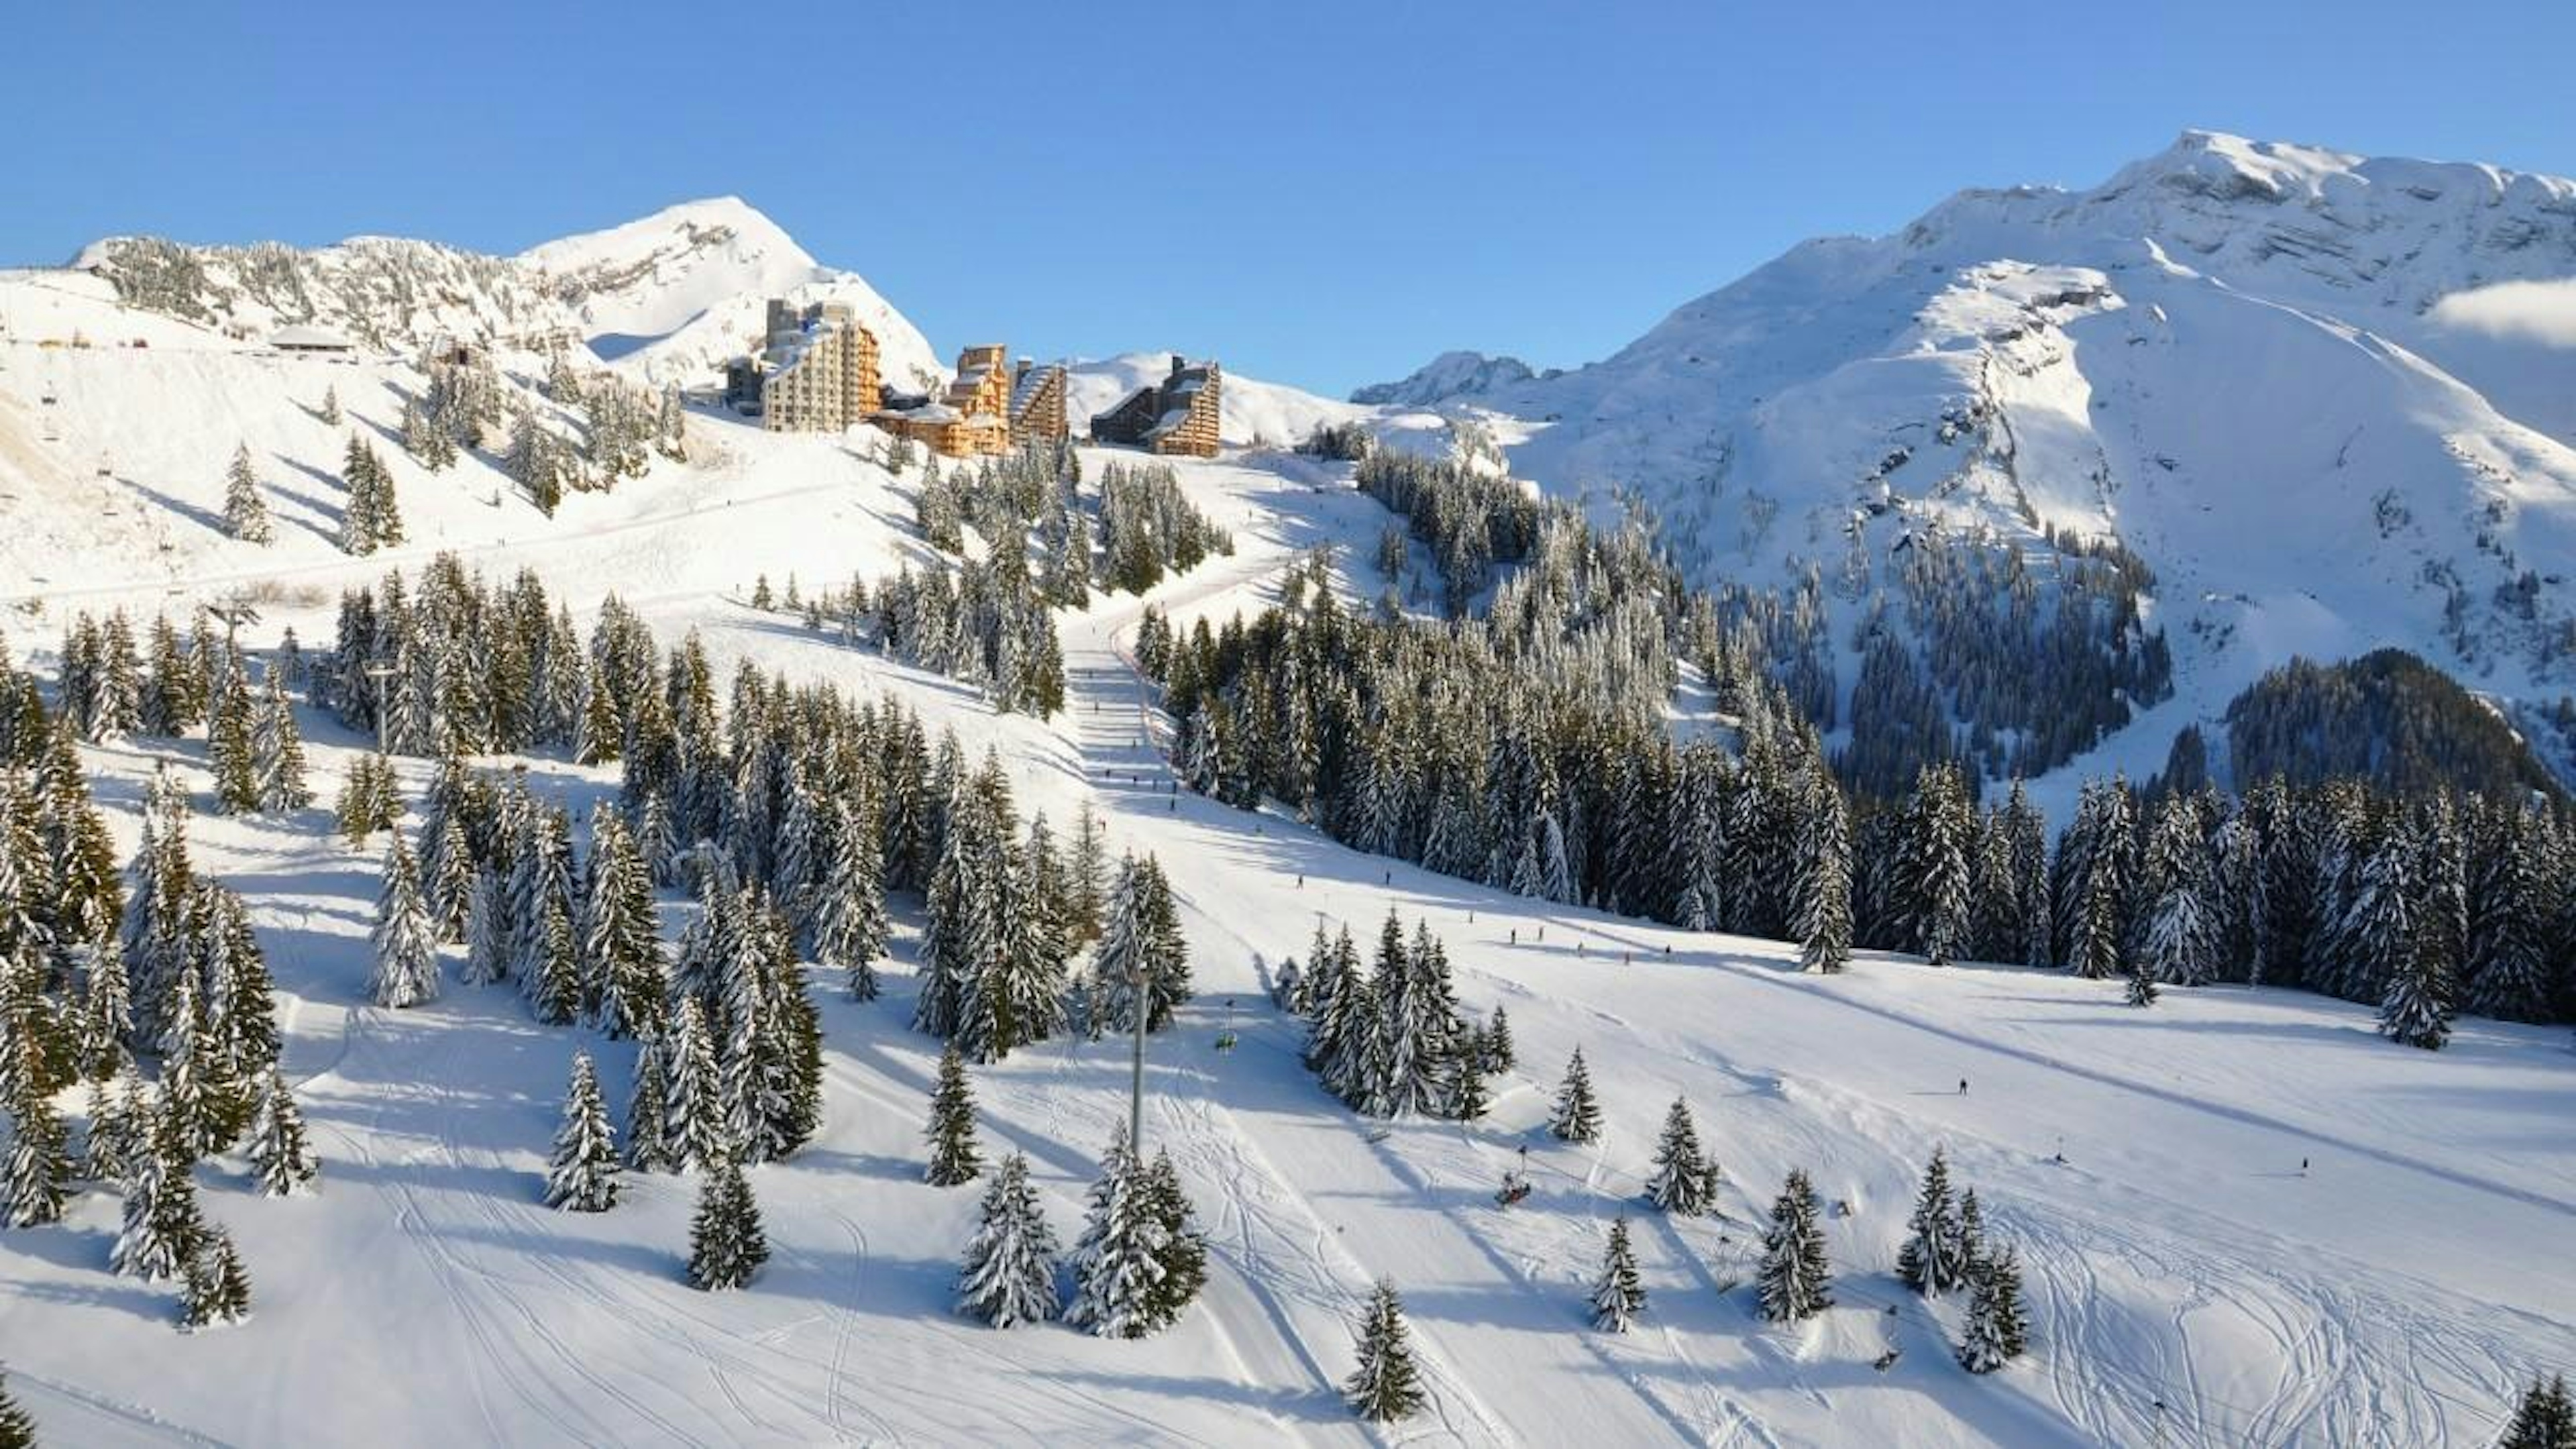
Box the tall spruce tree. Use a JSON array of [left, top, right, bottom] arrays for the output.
[[686, 1158, 768, 1291], [956, 1150, 1059, 1328], [1756, 1168, 1832, 1324], [1549, 1047, 1602, 1144], [2500, 1375, 2576, 1449], [923, 1044, 983, 1187], [545, 1051, 622, 1212], [1894, 1147, 1970, 1297], [1344, 1279, 1427, 1423], [222, 444, 274, 544], [1644, 1097, 1719, 1216], [368, 834, 441, 1008], [1589, 1215, 1648, 1333], [1955, 1245, 2030, 1374], [244, 1067, 318, 1197]]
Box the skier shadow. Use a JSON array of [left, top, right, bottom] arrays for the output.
[[1033, 1371, 1343, 1424]]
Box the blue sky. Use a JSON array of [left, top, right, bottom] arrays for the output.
[[5, 1, 2567, 395]]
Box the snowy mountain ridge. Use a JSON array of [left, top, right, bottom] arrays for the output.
[[60, 196, 943, 392], [1349, 350, 1553, 407], [1421, 130, 2576, 792]]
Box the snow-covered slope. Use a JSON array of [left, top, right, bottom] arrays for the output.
[[0, 421, 2567, 1448], [1437, 131, 2576, 790], [520, 197, 941, 391]]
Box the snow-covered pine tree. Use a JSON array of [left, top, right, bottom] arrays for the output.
[[178, 1226, 252, 1331], [1066, 1130, 1170, 1339], [956, 1150, 1060, 1328], [2378, 930, 2458, 1051], [1955, 1244, 2029, 1374], [1795, 765, 1854, 974], [924, 1044, 983, 1187], [81, 1069, 142, 1183], [1756, 1167, 1833, 1324], [244, 1067, 317, 1197], [368, 834, 441, 1008], [1898, 763, 1974, 965], [1549, 1046, 1602, 1144], [2124, 947, 2160, 1008], [545, 1050, 622, 1212], [1589, 1214, 1647, 1332], [222, 444, 274, 544], [3, 1074, 71, 1228], [625, 1039, 676, 1173], [251, 675, 311, 812], [1344, 1278, 1426, 1423], [812, 798, 888, 1002], [2499, 1375, 2576, 1449], [111, 1108, 203, 1282], [1141, 1149, 1208, 1328], [1957, 1187, 1989, 1279], [1894, 1146, 1970, 1297], [1482, 1005, 1515, 1073], [665, 997, 731, 1173], [1645, 1097, 1719, 1216], [530, 894, 581, 1026], [205, 672, 258, 814], [2141, 798, 2216, 987], [685, 1158, 768, 1291]]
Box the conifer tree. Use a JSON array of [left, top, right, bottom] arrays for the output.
[[545, 1051, 622, 1212], [923, 1044, 983, 1186], [205, 672, 258, 814], [1344, 1278, 1426, 1424], [1895, 1147, 1969, 1297], [112, 1108, 202, 1282], [1757, 1168, 1832, 1324], [813, 800, 888, 1002], [81, 1069, 142, 1183], [1955, 1245, 2030, 1374], [251, 676, 311, 812], [530, 895, 580, 1027], [222, 443, 273, 544], [1482, 1005, 1515, 1073], [3, 1079, 71, 1228], [1067, 1130, 1171, 1339], [625, 1040, 677, 1173], [245, 1067, 317, 1197], [2378, 934, 2457, 1051], [368, 834, 441, 1008], [1957, 1187, 1990, 1279], [0, 1366, 33, 1446], [665, 998, 730, 1173], [1589, 1214, 1647, 1333], [957, 1150, 1060, 1328], [1796, 767, 1854, 973], [2500, 1375, 2576, 1449], [686, 1158, 768, 1291], [1548, 1047, 1602, 1144], [319, 385, 341, 425], [1644, 1097, 1719, 1216], [1140, 1149, 1207, 1327], [2124, 950, 2159, 1008]]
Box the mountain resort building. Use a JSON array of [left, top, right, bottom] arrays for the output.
[[731, 299, 882, 433], [1089, 354, 1222, 457]]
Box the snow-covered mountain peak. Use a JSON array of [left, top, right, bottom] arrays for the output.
[[517, 195, 825, 344], [1349, 350, 1552, 407]]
